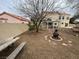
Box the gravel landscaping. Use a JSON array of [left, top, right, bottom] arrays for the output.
[[15, 29, 79, 59]]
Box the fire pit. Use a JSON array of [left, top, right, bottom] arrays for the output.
[[50, 29, 63, 41]]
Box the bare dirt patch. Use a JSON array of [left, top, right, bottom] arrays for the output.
[[16, 29, 79, 59]]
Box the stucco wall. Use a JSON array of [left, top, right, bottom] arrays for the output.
[[0, 23, 28, 44], [46, 13, 71, 28], [46, 13, 59, 21], [59, 15, 70, 28]]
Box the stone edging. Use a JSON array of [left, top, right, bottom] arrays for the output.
[[50, 36, 63, 41]]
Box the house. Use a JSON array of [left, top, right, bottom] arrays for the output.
[[0, 12, 29, 24], [74, 19, 79, 23], [42, 11, 71, 29]]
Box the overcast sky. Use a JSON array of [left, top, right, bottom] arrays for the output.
[[0, 0, 17, 14], [0, 0, 78, 16], [0, 0, 12, 12]]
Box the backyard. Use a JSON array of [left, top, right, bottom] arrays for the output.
[[0, 0, 79, 59], [15, 28, 79, 59], [0, 23, 79, 59]]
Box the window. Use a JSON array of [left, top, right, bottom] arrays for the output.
[[65, 23, 68, 27], [62, 22, 63, 24], [48, 22, 53, 28], [47, 18, 51, 21], [62, 16, 64, 19], [48, 22, 52, 25], [54, 23, 57, 25], [59, 16, 61, 19], [67, 17, 69, 20]]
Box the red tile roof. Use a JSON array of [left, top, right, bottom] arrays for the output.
[[0, 12, 30, 22]]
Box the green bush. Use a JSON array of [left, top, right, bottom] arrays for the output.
[[28, 23, 35, 31]]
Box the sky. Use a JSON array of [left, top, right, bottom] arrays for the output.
[[0, 0, 12, 12], [0, 0, 78, 16], [0, 0, 18, 15]]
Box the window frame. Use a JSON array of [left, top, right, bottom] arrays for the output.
[[62, 16, 64, 19], [59, 16, 61, 20]]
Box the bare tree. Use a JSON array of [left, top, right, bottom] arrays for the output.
[[13, 0, 66, 32], [66, 0, 79, 15]]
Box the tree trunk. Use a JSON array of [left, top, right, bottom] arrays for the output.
[[36, 26, 39, 32], [36, 27, 39, 32]]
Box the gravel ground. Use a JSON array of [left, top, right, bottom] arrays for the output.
[[16, 29, 79, 59]]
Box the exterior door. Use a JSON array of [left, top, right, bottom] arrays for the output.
[[48, 22, 53, 28]]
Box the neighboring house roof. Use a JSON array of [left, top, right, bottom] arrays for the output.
[[44, 11, 71, 15], [0, 12, 30, 22], [74, 19, 79, 23]]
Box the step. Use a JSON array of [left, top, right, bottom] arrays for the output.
[[0, 37, 19, 52], [6, 42, 26, 59]]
